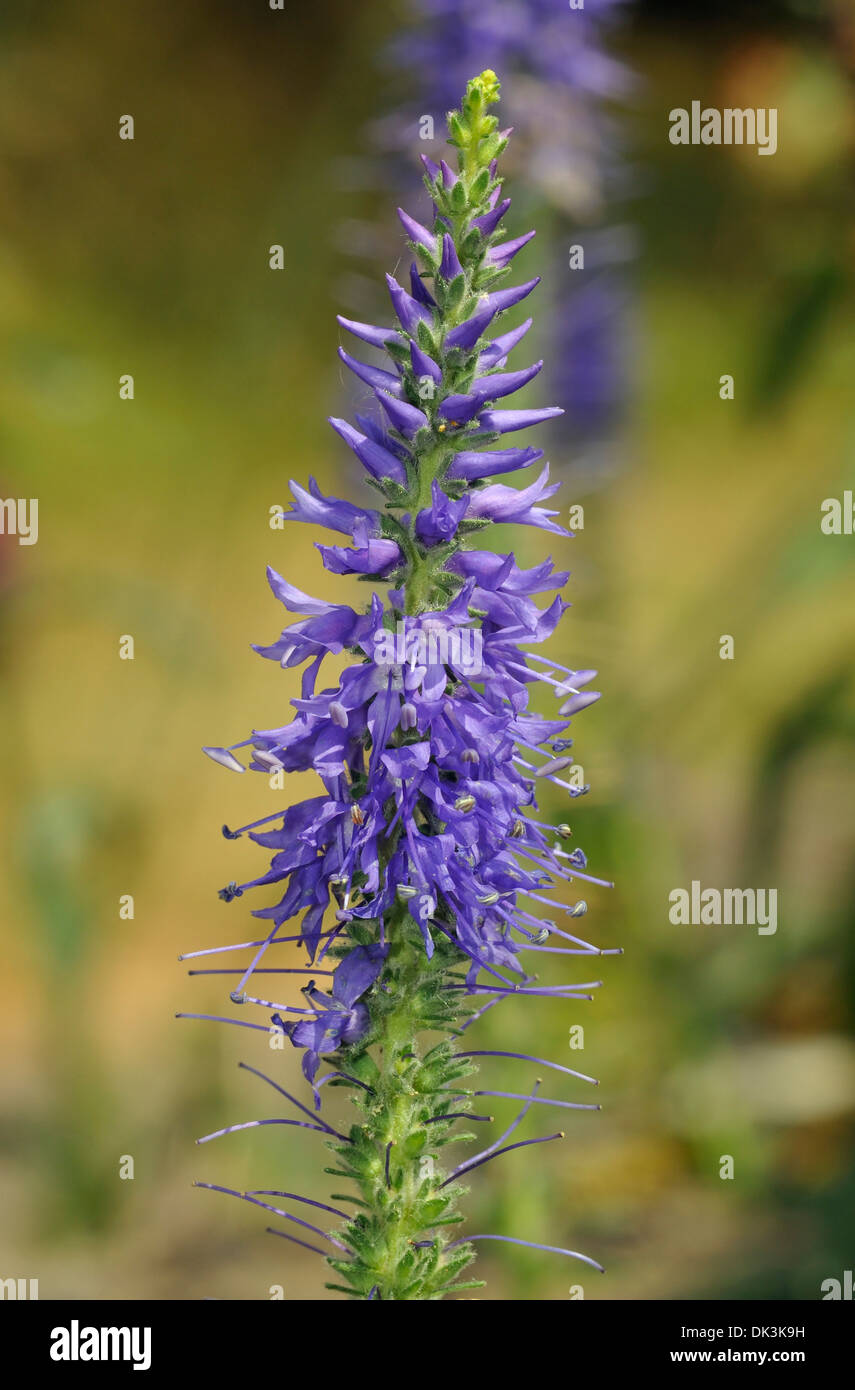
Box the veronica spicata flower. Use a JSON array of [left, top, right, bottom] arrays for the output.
[[180, 71, 616, 1301]]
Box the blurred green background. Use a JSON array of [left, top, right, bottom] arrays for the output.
[[0, 0, 853, 1300]]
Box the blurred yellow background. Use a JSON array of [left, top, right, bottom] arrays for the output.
[[0, 0, 853, 1299]]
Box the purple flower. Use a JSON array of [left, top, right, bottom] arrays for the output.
[[187, 71, 613, 1302], [276, 943, 388, 1095]]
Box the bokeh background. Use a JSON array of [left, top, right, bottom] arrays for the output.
[[1, 0, 853, 1300]]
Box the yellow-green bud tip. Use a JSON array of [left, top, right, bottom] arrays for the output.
[[468, 69, 501, 107]]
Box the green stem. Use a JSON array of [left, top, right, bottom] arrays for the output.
[[327, 70, 507, 1302]]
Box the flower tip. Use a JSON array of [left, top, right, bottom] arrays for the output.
[[469, 69, 501, 106]]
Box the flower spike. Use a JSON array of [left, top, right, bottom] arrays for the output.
[[191, 71, 615, 1301]]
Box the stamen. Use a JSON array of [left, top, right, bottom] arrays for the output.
[[178, 928, 337, 962], [176, 1012, 273, 1033], [266, 1226, 327, 1258], [457, 1051, 598, 1086], [423, 1112, 494, 1124], [473, 1090, 601, 1111], [247, 1190, 348, 1219], [446, 1233, 605, 1274], [194, 1182, 349, 1250], [202, 745, 249, 773], [195, 1117, 331, 1144], [188, 967, 333, 976], [221, 808, 288, 839], [446, 1082, 541, 1181], [441, 1132, 563, 1186], [316, 1071, 375, 1094], [457, 993, 505, 1032], [237, 1062, 349, 1141]]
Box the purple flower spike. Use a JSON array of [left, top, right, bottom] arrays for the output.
[[193, 70, 613, 1304]]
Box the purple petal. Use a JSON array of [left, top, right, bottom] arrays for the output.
[[397, 207, 436, 252], [485, 230, 536, 267], [444, 301, 498, 352], [478, 317, 534, 369], [410, 341, 442, 384], [439, 233, 463, 280], [375, 390, 429, 438], [477, 407, 564, 434], [338, 347, 402, 396], [483, 278, 541, 315], [328, 417, 408, 485], [446, 446, 544, 481], [337, 316, 398, 350], [386, 274, 432, 334], [470, 198, 511, 236]]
